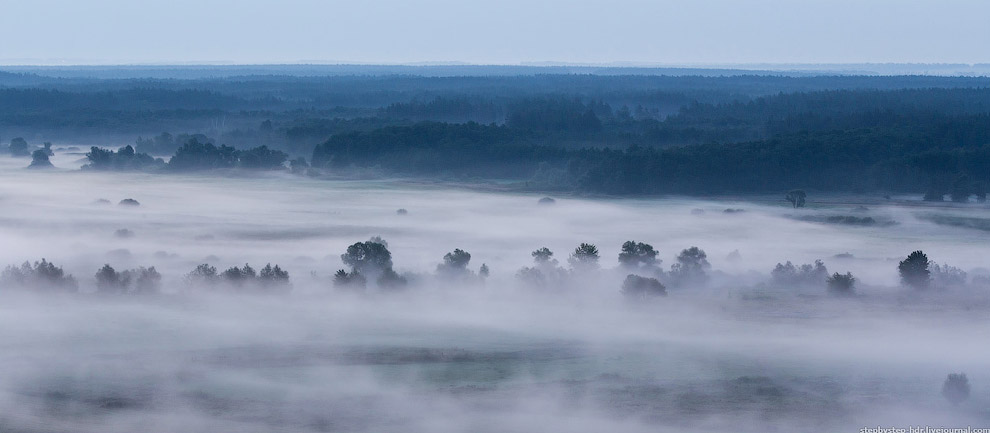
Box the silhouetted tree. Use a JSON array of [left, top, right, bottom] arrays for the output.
[[186, 263, 219, 286], [377, 268, 407, 289], [479, 263, 490, 279], [950, 174, 972, 203], [942, 373, 970, 405], [259, 263, 290, 288], [618, 241, 658, 269], [669, 247, 710, 285], [899, 250, 931, 289], [28, 149, 53, 169], [437, 248, 472, 278], [621, 274, 667, 299], [785, 189, 807, 208], [1, 259, 78, 291], [532, 247, 556, 265], [222, 264, 257, 285], [341, 240, 393, 276], [334, 269, 367, 291], [826, 272, 855, 295], [771, 260, 828, 287], [8, 137, 29, 157], [931, 263, 967, 288], [95, 264, 129, 294], [568, 243, 600, 270], [131, 267, 162, 294]]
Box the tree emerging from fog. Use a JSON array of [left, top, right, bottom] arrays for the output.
[[618, 241, 659, 270], [436, 248, 475, 280], [898, 250, 931, 289], [771, 260, 828, 288], [96, 265, 161, 295], [931, 263, 967, 288], [942, 373, 970, 405], [621, 274, 667, 299], [785, 189, 807, 208], [516, 247, 568, 289], [28, 149, 54, 169], [826, 272, 855, 296], [669, 247, 710, 286], [568, 243, 600, 271], [1, 259, 78, 292], [339, 237, 406, 290]]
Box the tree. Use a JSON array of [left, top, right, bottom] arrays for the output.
[[1, 259, 78, 292], [532, 247, 556, 265], [568, 243, 600, 270], [771, 260, 828, 287], [186, 263, 219, 286], [942, 373, 970, 405], [334, 269, 367, 291], [923, 188, 945, 202], [479, 263, 490, 278], [377, 268, 407, 290], [289, 157, 309, 175], [950, 174, 971, 203], [670, 247, 710, 285], [28, 149, 53, 169], [621, 274, 667, 299], [437, 248, 472, 277], [132, 267, 162, 294], [973, 181, 987, 203], [618, 241, 658, 269], [8, 137, 29, 157], [898, 250, 931, 289], [785, 190, 807, 208], [341, 240, 393, 275], [222, 264, 256, 285], [931, 263, 967, 288], [96, 264, 129, 294], [259, 263, 290, 287], [238, 145, 288, 170], [826, 272, 855, 295]]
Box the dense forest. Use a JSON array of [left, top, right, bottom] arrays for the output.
[[3, 66, 990, 196]]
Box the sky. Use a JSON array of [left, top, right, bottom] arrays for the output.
[[1, 0, 988, 65]]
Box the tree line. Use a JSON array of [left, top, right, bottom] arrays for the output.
[[1, 241, 965, 300]]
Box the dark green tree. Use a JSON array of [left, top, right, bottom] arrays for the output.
[[898, 250, 931, 289]]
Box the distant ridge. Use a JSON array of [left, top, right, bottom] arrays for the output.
[[2, 63, 990, 80]]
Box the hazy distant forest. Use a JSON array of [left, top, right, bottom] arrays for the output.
[[3, 66, 990, 197]]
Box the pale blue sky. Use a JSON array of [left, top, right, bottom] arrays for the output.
[[2, 0, 987, 65]]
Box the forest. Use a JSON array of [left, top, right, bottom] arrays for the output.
[[2, 67, 990, 197]]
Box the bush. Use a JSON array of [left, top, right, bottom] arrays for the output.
[[621, 274, 667, 299], [826, 272, 855, 295]]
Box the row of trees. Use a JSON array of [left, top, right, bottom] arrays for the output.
[[82, 139, 290, 172], [0, 249, 964, 296], [0, 260, 290, 294]]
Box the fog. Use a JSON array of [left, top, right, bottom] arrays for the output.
[[1, 152, 988, 432]]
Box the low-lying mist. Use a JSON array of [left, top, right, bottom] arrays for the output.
[[1, 154, 988, 432]]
